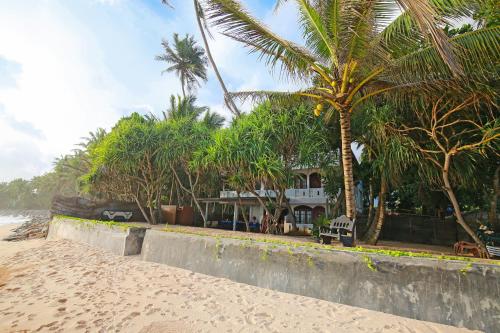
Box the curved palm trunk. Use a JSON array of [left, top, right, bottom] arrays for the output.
[[133, 195, 152, 224], [171, 166, 207, 227], [365, 176, 387, 245], [284, 199, 297, 231], [489, 165, 499, 230], [339, 111, 356, 220], [237, 191, 250, 231], [443, 154, 488, 256], [193, 0, 240, 117], [367, 179, 375, 225], [362, 179, 375, 239], [181, 82, 186, 98]]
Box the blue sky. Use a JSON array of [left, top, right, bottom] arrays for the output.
[[0, 0, 303, 181]]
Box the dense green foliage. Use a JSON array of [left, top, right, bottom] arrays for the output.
[[2, 1, 498, 250], [80, 96, 222, 224]]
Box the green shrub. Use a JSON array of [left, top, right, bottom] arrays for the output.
[[312, 215, 330, 240]]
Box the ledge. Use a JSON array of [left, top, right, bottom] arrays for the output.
[[47, 216, 148, 256], [142, 229, 500, 332]]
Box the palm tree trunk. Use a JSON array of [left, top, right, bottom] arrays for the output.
[[236, 191, 249, 231], [365, 176, 386, 245], [442, 154, 488, 256], [156, 189, 162, 224], [193, 0, 240, 117], [367, 179, 375, 225], [489, 165, 499, 230], [133, 195, 151, 224], [362, 179, 375, 239], [168, 180, 174, 205], [181, 82, 186, 98], [330, 189, 342, 218], [284, 199, 297, 231], [339, 111, 356, 220], [171, 167, 207, 227]]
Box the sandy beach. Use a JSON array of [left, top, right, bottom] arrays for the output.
[[0, 224, 480, 333]]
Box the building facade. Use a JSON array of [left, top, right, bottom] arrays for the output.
[[218, 168, 329, 232]]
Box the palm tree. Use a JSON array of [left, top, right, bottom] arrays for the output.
[[164, 94, 224, 127], [164, 95, 208, 120], [156, 33, 208, 97], [200, 0, 499, 220], [355, 104, 415, 244], [161, 0, 240, 116], [202, 109, 225, 129]]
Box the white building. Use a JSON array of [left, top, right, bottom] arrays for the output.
[[202, 167, 332, 232]]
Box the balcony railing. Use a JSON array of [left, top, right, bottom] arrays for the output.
[[285, 188, 325, 198], [220, 189, 277, 199], [220, 187, 326, 199]]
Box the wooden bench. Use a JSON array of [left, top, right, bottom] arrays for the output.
[[486, 245, 500, 258], [101, 210, 133, 222], [319, 215, 356, 246]]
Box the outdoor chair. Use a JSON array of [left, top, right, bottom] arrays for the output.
[[453, 241, 487, 258], [319, 215, 356, 247]]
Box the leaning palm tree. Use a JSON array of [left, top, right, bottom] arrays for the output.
[[200, 0, 499, 220], [161, 0, 240, 116], [156, 33, 208, 97]]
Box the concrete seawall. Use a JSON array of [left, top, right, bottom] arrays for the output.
[[47, 217, 148, 256], [141, 229, 500, 332]]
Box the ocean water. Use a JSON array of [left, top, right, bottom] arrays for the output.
[[0, 215, 30, 226]]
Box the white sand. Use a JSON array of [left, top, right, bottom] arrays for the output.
[[0, 224, 480, 333]]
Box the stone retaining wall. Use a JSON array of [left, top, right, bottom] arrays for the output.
[[141, 229, 500, 332], [47, 217, 148, 256]]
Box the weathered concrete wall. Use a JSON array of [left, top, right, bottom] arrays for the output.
[[47, 217, 147, 256], [141, 230, 500, 332], [51, 195, 148, 222]]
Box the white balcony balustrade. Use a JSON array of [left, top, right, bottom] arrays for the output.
[[220, 188, 326, 199]]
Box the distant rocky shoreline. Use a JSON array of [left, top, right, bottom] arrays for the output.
[[0, 210, 51, 241]]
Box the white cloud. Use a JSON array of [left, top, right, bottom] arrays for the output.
[[0, 0, 180, 182], [0, 0, 306, 182]]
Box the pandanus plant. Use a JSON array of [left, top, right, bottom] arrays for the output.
[[199, 0, 499, 220]]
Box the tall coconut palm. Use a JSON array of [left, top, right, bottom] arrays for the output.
[[161, 0, 241, 116], [156, 33, 208, 97], [199, 0, 499, 220]]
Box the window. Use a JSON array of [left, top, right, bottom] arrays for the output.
[[294, 206, 312, 224], [309, 172, 322, 188], [294, 174, 307, 189]]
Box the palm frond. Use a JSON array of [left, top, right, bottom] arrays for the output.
[[201, 0, 317, 80], [383, 26, 500, 84], [395, 0, 462, 75], [296, 0, 338, 67], [228, 89, 320, 105]]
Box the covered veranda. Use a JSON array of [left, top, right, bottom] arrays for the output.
[[199, 196, 275, 232]]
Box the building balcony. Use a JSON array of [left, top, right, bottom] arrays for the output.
[[220, 187, 327, 200]]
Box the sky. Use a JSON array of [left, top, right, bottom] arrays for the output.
[[0, 0, 303, 182]]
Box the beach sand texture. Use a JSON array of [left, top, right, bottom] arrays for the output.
[[0, 224, 480, 333]]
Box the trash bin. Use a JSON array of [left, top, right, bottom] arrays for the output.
[[177, 206, 194, 226], [161, 205, 177, 225]]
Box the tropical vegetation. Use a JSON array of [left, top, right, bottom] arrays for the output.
[[2, 1, 498, 253]]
